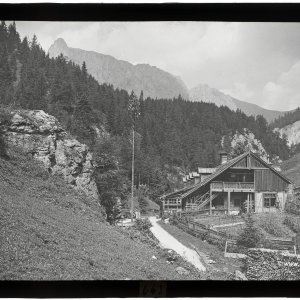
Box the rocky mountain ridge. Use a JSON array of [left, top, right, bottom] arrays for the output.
[[48, 38, 290, 123], [189, 84, 288, 123], [1, 109, 99, 199], [48, 38, 189, 100]]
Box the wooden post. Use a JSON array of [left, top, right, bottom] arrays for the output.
[[224, 240, 228, 256], [248, 193, 250, 213], [209, 188, 212, 215], [227, 191, 231, 214]]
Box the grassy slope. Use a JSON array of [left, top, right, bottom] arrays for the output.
[[0, 147, 198, 280]]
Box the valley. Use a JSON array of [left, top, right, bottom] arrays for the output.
[[1, 20, 300, 283]]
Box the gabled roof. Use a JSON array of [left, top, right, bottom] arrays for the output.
[[160, 185, 194, 199], [250, 151, 292, 184], [180, 152, 250, 199], [163, 151, 292, 201]]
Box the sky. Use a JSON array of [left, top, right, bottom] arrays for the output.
[[14, 21, 300, 111]]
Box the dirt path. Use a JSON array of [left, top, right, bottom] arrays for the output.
[[149, 217, 206, 272]]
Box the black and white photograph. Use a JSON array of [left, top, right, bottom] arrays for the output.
[[1, 4, 300, 288]]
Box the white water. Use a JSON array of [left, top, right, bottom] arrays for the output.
[[149, 216, 206, 272]]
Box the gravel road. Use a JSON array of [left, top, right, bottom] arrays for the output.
[[149, 216, 206, 272]]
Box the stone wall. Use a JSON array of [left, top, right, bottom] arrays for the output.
[[1, 109, 99, 200], [245, 248, 300, 280]]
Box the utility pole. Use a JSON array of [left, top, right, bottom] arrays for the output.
[[128, 90, 140, 223], [131, 126, 135, 222]]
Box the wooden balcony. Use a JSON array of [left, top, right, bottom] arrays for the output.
[[211, 181, 255, 192]]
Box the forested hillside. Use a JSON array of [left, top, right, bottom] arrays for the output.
[[0, 21, 291, 213], [271, 107, 300, 129]]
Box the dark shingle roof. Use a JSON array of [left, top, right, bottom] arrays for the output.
[[180, 152, 249, 199]]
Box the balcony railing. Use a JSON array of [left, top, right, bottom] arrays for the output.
[[211, 181, 254, 191]]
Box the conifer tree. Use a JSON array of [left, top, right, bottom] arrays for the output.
[[0, 44, 13, 104], [237, 214, 264, 248]]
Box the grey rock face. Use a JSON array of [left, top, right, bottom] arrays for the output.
[[2, 109, 99, 200], [48, 38, 189, 100], [274, 120, 300, 147], [189, 83, 288, 123]]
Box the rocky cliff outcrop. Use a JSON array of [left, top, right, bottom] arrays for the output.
[[222, 128, 269, 161], [274, 120, 300, 147], [1, 109, 99, 199], [48, 38, 189, 100]]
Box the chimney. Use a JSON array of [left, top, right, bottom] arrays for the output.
[[219, 151, 228, 164]]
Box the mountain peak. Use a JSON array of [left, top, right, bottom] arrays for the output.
[[48, 40, 189, 100], [53, 38, 68, 48], [52, 38, 68, 48]]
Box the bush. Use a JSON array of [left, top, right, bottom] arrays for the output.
[[170, 214, 179, 225], [237, 214, 265, 248], [256, 213, 291, 237], [283, 215, 300, 233], [134, 218, 152, 234], [0, 133, 7, 158], [0, 107, 11, 159]]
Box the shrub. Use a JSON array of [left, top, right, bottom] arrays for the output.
[[170, 216, 178, 225], [283, 215, 300, 233], [0, 107, 11, 159], [134, 218, 152, 234], [237, 214, 265, 248], [0, 133, 7, 158], [256, 213, 291, 237]]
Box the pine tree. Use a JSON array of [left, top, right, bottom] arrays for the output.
[[237, 214, 264, 248], [7, 21, 20, 53], [0, 21, 8, 43], [139, 90, 144, 117], [0, 44, 13, 104]]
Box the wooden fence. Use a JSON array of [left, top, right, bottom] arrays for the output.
[[180, 208, 227, 216], [175, 219, 235, 243], [174, 218, 297, 254]]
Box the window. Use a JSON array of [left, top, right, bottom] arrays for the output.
[[263, 193, 277, 208]]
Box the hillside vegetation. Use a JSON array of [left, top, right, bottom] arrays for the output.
[[271, 107, 300, 129], [0, 147, 200, 280]]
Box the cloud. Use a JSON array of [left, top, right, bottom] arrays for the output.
[[262, 61, 300, 110], [221, 82, 255, 103]]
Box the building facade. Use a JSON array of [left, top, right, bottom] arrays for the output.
[[161, 151, 293, 215]]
